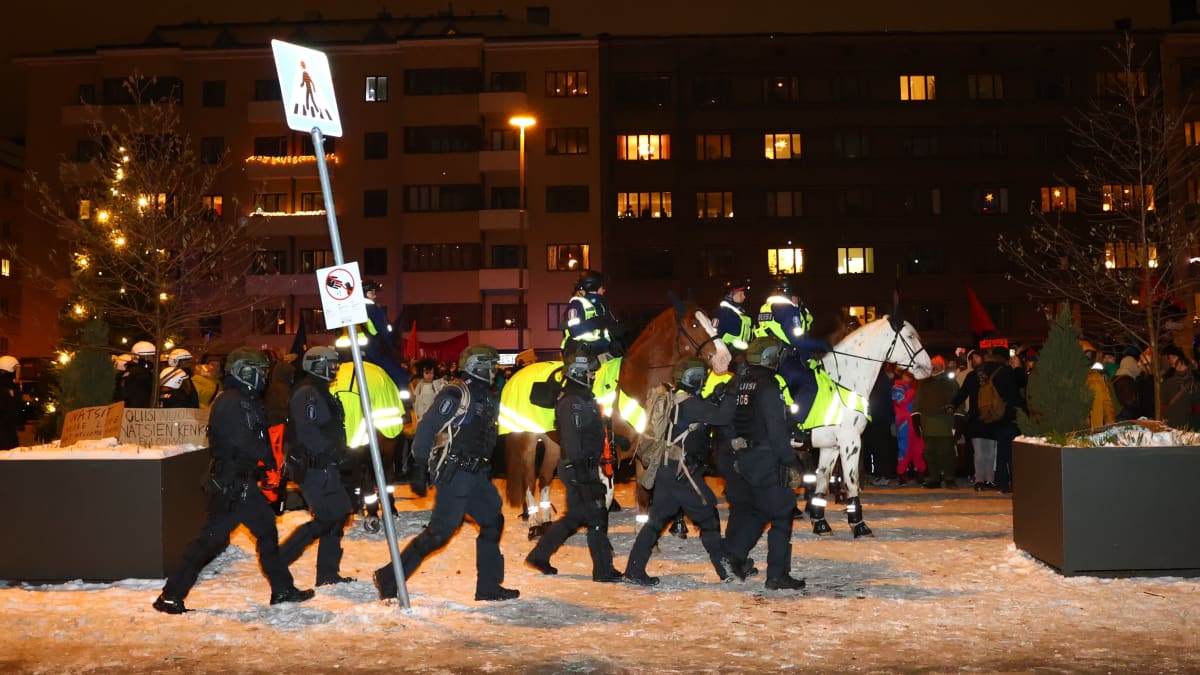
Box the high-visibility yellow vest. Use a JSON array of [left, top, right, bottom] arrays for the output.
[[561, 296, 606, 347]]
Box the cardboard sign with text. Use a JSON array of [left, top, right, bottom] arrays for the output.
[[59, 402, 126, 447], [120, 408, 210, 447]]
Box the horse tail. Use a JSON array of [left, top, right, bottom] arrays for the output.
[[503, 433, 528, 508]]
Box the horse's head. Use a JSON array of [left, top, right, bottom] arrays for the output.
[[670, 292, 731, 374], [883, 314, 932, 379]]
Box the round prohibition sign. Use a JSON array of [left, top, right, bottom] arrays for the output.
[[323, 267, 357, 301]]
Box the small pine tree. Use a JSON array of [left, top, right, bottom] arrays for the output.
[[59, 319, 119, 422], [1018, 306, 1093, 437]]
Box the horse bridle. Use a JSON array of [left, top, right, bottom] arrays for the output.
[[675, 312, 722, 366], [828, 321, 926, 372]]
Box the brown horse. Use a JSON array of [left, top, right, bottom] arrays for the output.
[[499, 296, 731, 538]]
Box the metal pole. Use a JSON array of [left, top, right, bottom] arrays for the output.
[[312, 128, 411, 610], [517, 125, 526, 351]]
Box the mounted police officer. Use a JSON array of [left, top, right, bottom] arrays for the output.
[[561, 269, 623, 360], [154, 348, 314, 614], [623, 357, 740, 586], [525, 348, 624, 583], [723, 337, 807, 590], [714, 278, 754, 356], [361, 279, 409, 390], [754, 276, 830, 421], [373, 344, 519, 602], [278, 346, 356, 587]]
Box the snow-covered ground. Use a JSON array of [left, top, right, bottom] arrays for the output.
[[2, 477, 1198, 673]]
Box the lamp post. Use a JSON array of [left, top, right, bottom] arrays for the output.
[[509, 114, 536, 351]]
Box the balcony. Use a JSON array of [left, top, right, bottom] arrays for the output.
[[246, 212, 330, 237], [247, 101, 283, 125], [479, 149, 518, 172], [479, 268, 521, 291], [243, 154, 340, 180], [479, 91, 527, 114], [478, 209, 521, 230], [245, 273, 318, 296]]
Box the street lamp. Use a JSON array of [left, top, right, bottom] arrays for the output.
[[509, 114, 536, 350]]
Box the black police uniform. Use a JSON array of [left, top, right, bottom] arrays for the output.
[[624, 390, 736, 583], [161, 377, 200, 409], [724, 364, 803, 585], [374, 377, 514, 600], [525, 379, 621, 581], [121, 361, 155, 408], [159, 376, 303, 607], [278, 373, 354, 584]]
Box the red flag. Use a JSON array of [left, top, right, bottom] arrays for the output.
[[966, 285, 996, 336], [403, 320, 419, 360]]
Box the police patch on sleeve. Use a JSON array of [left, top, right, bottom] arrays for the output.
[[438, 396, 456, 416], [306, 401, 317, 420]]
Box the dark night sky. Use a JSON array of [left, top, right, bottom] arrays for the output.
[[4, 0, 1170, 143]]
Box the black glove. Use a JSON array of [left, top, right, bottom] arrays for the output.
[[410, 462, 428, 498], [707, 382, 728, 403]]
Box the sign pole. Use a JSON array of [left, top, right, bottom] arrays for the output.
[[312, 127, 411, 611]]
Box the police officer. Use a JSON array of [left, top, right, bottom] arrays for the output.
[[373, 344, 519, 602], [525, 349, 623, 583], [714, 279, 754, 356], [360, 279, 409, 390], [279, 346, 356, 587], [121, 341, 157, 408], [0, 355, 22, 450], [154, 348, 314, 614], [754, 276, 830, 420], [723, 337, 807, 590], [159, 348, 199, 409], [561, 269, 623, 360], [623, 357, 739, 585]]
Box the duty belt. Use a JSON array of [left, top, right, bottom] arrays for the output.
[[445, 453, 490, 473]]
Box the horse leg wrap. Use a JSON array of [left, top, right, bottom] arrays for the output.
[[845, 496, 863, 524], [808, 493, 828, 521]]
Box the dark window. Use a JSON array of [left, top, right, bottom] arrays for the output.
[[398, 303, 483, 331], [200, 137, 224, 165], [491, 304, 526, 330], [364, 189, 388, 218], [1036, 132, 1067, 159], [764, 75, 801, 103], [840, 188, 872, 217], [490, 187, 520, 210], [624, 247, 674, 280], [299, 192, 324, 211], [491, 244, 523, 269], [546, 185, 589, 213], [614, 73, 672, 108], [201, 80, 226, 107], [300, 250, 334, 273], [253, 136, 288, 157], [546, 127, 588, 155], [402, 244, 482, 272], [364, 131, 388, 160], [252, 308, 287, 335], [251, 250, 286, 275], [695, 133, 732, 160], [983, 303, 1014, 330], [101, 78, 134, 105], [833, 73, 867, 101], [404, 126, 482, 153], [253, 193, 287, 212], [199, 315, 222, 338], [77, 84, 96, 105], [904, 131, 940, 158], [102, 76, 182, 104], [404, 68, 482, 95], [906, 246, 946, 274], [700, 248, 735, 279], [545, 70, 588, 97], [834, 131, 870, 159], [363, 247, 388, 275], [765, 190, 803, 217], [1035, 74, 1072, 99], [966, 129, 1006, 158], [547, 302, 570, 330], [298, 308, 333, 334], [489, 128, 518, 151], [405, 185, 483, 212], [971, 188, 1009, 214], [254, 79, 281, 101], [490, 71, 527, 92], [692, 76, 732, 106], [76, 140, 98, 163], [911, 303, 947, 331], [299, 135, 335, 155], [1181, 61, 1200, 96]]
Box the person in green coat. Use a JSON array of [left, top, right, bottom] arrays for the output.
[[913, 356, 960, 489]]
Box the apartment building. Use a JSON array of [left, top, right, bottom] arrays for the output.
[[0, 141, 24, 355]]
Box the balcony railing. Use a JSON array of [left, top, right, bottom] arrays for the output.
[[246, 211, 330, 237], [243, 154, 339, 180]]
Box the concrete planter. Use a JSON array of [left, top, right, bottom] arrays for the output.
[[1012, 440, 1200, 576], [0, 449, 209, 582]]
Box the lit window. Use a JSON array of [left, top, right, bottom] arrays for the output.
[[547, 243, 589, 271], [842, 305, 877, 325], [617, 192, 672, 219], [617, 134, 670, 160], [1105, 242, 1158, 269], [202, 194, 223, 216], [79, 199, 91, 220], [1040, 187, 1076, 213], [764, 133, 802, 159], [0, 259, 9, 277], [1188, 179, 1200, 204], [546, 71, 588, 97], [696, 133, 732, 160], [972, 188, 1009, 215], [837, 247, 875, 275], [1185, 121, 1200, 146], [900, 75, 936, 101], [767, 247, 804, 275], [365, 76, 388, 102], [1095, 71, 1147, 97], [1101, 184, 1154, 212], [696, 191, 734, 219], [967, 74, 1004, 100]]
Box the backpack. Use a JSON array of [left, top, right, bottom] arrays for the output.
[[976, 370, 1006, 424]]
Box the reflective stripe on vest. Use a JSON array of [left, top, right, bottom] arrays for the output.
[[719, 301, 752, 351], [798, 368, 868, 430], [333, 361, 406, 447], [561, 296, 604, 347], [753, 295, 798, 343]]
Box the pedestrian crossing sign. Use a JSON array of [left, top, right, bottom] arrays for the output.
[[271, 39, 343, 138]]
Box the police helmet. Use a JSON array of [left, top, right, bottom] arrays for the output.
[[131, 341, 157, 360], [723, 278, 751, 303], [159, 366, 187, 389], [672, 356, 708, 395], [113, 353, 134, 373], [166, 348, 193, 368], [745, 337, 785, 370], [574, 269, 605, 293], [0, 355, 17, 374], [458, 344, 501, 384], [564, 351, 600, 387], [302, 345, 340, 381], [226, 347, 270, 390], [362, 279, 383, 294]]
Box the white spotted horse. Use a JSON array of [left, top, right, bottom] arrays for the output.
[[797, 314, 932, 537], [499, 295, 731, 539]]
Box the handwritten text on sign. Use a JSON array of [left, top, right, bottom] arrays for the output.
[[120, 408, 210, 447], [59, 402, 126, 447]]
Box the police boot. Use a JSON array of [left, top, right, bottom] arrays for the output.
[[152, 594, 188, 614], [668, 513, 689, 539], [809, 493, 833, 536], [475, 586, 520, 602], [846, 496, 874, 538], [269, 586, 316, 605]]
